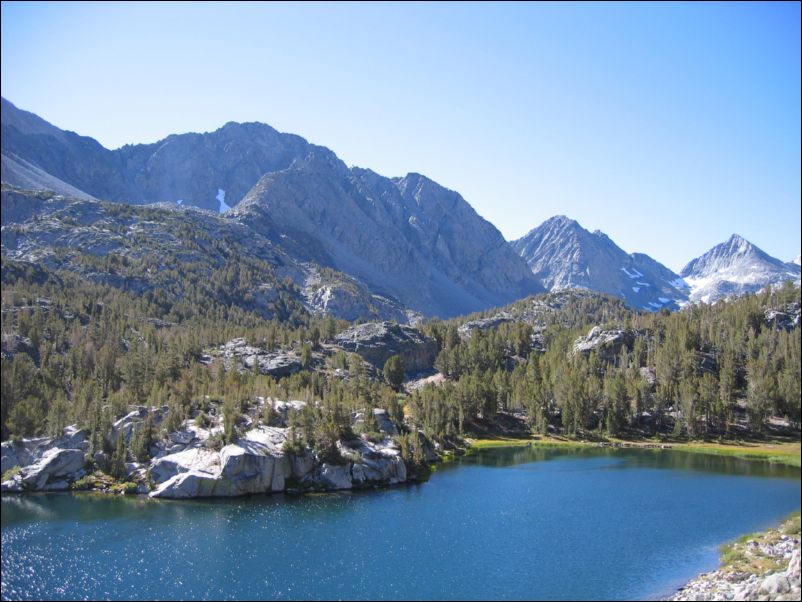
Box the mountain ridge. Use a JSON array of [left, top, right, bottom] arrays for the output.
[[511, 215, 688, 311], [1, 98, 542, 319], [230, 153, 541, 317], [3, 97, 799, 315], [2, 97, 323, 211]]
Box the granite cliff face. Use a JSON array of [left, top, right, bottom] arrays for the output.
[[233, 156, 541, 317], [512, 216, 688, 311], [333, 321, 438, 373], [0, 185, 409, 323]]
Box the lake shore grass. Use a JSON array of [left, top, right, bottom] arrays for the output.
[[465, 435, 801, 467], [664, 440, 800, 468], [720, 511, 801, 574], [667, 511, 801, 600]]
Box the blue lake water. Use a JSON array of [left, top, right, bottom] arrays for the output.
[[1, 447, 800, 600]]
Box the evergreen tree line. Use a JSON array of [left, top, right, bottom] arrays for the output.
[[407, 282, 800, 442], [1, 267, 354, 446], [1, 260, 799, 463]]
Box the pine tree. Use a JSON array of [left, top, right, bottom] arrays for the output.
[[383, 355, 405, 391], [131, 414, 154, 462], [678, 378, 698, 437], [300, 343, 312, 369], [603, 370, 628, 436], [45, 392, 70, 437], [110, 434, 127, 479]]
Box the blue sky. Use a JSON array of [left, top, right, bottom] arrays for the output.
[[2, 1, 800, 271]]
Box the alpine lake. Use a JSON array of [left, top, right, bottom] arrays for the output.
[[2, 446, 799, 601]]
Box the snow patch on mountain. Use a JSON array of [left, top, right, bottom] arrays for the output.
[[670, 277, 690, 290], [217, 189, 231, 213], [621, 267, 644, 279]]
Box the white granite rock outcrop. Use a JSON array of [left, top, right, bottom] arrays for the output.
[[20, 448, 86, 490], [214, 338, 303, 378], [2, 402, 430, 499], [1, 426, 89, 492], [149, 413, 415, 499], [108, 406, 167, 445], [668, 532, 801, 601], [334, 321, 438, 372]]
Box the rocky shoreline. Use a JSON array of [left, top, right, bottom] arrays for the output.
[[1, 399, 436, 499], [667, 516, 801, 601]]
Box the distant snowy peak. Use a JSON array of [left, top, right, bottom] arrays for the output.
[[791, 254, 801, 267], [511, 216, 688, 311], [681, 234, 768, 276], [680, 234, 801, 304]]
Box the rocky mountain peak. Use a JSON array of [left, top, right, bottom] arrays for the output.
[[542, 214, 579, 230], [723, 233, 759, 256], [512, 215, 687, 311], [1, 97, 321, 211], [394, 172, 458, 211], [228, 150, 540, 317], [680, 234, 774, 279], [680, 235, 800, 304]]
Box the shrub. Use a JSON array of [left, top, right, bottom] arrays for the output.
[[282, 428, 305, 455], [204, 433, 225, 451], [70, 475, 94, 491], [194, 412, 211, 429], [110, 481, 138, 495], [261, 402, 276, 426], [1, 466, 22, 482]]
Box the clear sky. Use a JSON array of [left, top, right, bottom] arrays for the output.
[[2, 1, 800, 272]]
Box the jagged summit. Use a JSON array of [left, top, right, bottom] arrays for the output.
[[511, 215, 688, 311], [231, 151, 541, 317], [4, 97, 797, 316], [1, 98, 541, 319], [680, 234, 800, 304], [1, 97, 320, 210], [526, 214, 576, 230], [681, 234, 781, 278]]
